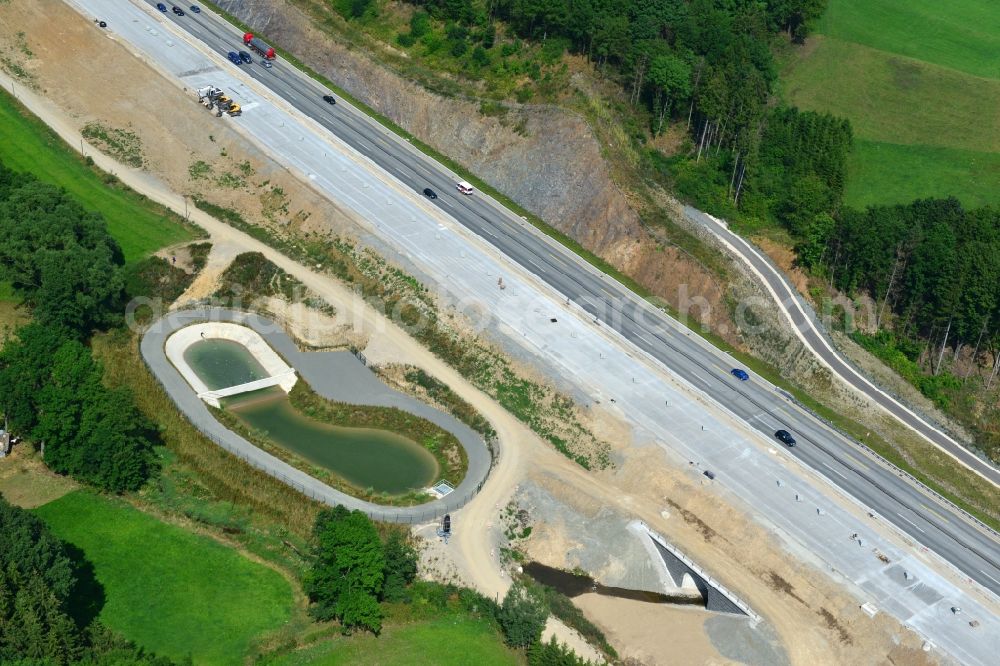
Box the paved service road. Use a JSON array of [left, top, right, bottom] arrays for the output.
[[141, 2, 1000, 596], [683, 205, 1000, 487]]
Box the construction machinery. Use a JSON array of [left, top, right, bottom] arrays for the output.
[[196, 86, 241, 117]]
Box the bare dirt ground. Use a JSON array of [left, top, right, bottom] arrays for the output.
[[0, 447, 78, 509], [0, 3, 949, 664], [571, 597, 731, 666]]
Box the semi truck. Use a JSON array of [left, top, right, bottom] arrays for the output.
[[243, 33, 276, 60]]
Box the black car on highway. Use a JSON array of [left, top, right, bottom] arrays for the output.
[[172, 5, 184, 15], [239, 51, 253, 64], [422, 188, 438, 199], [322, 95, 337, 105], [774, 429, 797, 447]]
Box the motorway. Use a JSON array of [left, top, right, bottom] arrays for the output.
[[682, 205, 1000, 486], [141, 2, 1000, 597]]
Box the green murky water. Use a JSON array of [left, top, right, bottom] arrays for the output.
[[226, 389, 438, 495], [183, 338, 438, 494], [184, 339, 269, 390]]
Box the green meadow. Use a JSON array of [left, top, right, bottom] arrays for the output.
[[0, 91, 196, 262], [781, 0, 1000, 208], [34, 491, 294, 665]]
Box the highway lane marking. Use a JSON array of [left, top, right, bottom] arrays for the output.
[[751, 413, 779, 430], [920, 503, 950, 524], [822, 462, 848, 480], [981, 570, 1000, 586], [896, 512, 926, 534], [525, 257, 547, 274]]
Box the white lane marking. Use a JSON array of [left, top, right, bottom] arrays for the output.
[[526, 257, 547, 274], [896, 512, 926, 533], [980, 570, 1000, 586], [752, 413, 779, 430], [822, 462, 848, 480]]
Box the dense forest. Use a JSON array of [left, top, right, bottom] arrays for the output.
[[825, 200, 1000, 380], [0, 161, 157, 493]]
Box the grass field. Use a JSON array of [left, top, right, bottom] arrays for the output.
[[263, 613, 521, 666], [844, 140, 1000, 208], [815, 0, 1000, 79], [781, 0, 1000, 208], [0, 91, 197, 262], [34, 491, 294, 665]]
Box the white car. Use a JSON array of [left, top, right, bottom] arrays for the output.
[[456, 181, 474, 195]]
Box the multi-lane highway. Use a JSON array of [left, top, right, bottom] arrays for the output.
[[142, 1, 1000, 596], [683, 205, 1000, 486]]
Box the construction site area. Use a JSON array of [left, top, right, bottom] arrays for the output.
[[0, 1, 997, 664]]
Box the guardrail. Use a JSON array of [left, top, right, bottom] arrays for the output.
[[785, 392, 1000, 542]]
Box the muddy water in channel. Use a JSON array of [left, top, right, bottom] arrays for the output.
[[523, 562, 704, 607]]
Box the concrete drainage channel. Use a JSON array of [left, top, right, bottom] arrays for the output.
[[140, 307, 492, 523], [635, 521, 761, 621]]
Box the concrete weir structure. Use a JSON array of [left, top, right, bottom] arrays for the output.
[[165, 322, 297, 407], [634, 521, 761, 621]]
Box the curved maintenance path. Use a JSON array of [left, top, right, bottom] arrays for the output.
[[141, 307, 492, 523], [683, 205, 1000, 487]]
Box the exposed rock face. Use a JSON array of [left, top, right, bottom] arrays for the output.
[[217, 0, 735, 338], [220, 1, 637, 247]]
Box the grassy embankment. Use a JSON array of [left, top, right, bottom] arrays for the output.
[[262, 612, 521, 666], [780, 0, 1000, 209], [34, 491, 294, 665], [0, 90, 199, 262]]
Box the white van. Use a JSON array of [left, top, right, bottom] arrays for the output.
[[456, 181, 474, 195]]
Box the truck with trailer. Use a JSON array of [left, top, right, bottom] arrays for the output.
[[243, 33, 276, 60]]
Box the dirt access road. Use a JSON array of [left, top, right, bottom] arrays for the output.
[[0, 2, 950, 663]]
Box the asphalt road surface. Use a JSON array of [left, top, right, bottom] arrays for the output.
[[145, 2, 1000, 597], [683, 205, 1000, 487]]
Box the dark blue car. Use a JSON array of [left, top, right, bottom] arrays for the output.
[[156, 2, 167, 11], [774, 429, 797, 447], [190, 4, 201, 12], [731, 368, 749, 381], [227, 51, 242, 65]]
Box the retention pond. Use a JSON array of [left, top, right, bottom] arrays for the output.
[[185, 339, 437, 495]]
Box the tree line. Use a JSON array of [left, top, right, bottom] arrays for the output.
[[822, 199, 1000, 374], [0, 495, 179, 664], [305, 505, 594, 664], [0, 160, 156, 493]]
